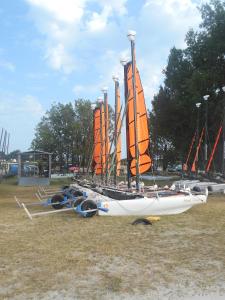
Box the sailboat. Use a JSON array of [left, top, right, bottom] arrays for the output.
[[72, 30, 208, 217]]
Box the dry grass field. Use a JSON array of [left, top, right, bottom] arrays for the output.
[[0, 179, 225, 300]]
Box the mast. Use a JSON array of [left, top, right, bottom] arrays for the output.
[[203, 95, 209, 170], [195, 102, 201, 176], [113, 76, 119, 186], [222, 86, 225, 176], [120, 59, 131, 189], [191, 127, 205, 174], [98, 99, 104, 184], [206, 125, 222, 173], [183, 131, 196, 172], [0, 128, 3, 152], [127, 30, 140, 192], [102, 87, 109, 185]]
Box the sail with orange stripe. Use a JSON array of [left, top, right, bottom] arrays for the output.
[[125, 62, 152, 175]]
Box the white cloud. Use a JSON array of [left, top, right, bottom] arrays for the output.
[[0, 60, 15, 72], [26, 0, 85, 24], [87, 5, 112, 32], [22, 95, 45, 116], [0, 94, 44, 117], [0, 93, 45, 151], [25, 0, 128, 73]]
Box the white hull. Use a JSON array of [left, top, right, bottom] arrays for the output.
[[98, 193, 207, 216], [71, 184, 208, 216]]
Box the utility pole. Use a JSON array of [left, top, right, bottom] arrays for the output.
[[127, 30, 140, 192]]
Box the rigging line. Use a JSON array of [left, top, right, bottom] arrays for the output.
[[206, 126, 215, 172], [108, 92, 130, 180], [86, 127, 101, 175], [104, 103, 123, 184]]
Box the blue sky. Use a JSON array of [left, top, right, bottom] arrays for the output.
[[0, 0, 206, 152]]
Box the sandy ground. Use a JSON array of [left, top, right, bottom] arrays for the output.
[[0, 180, 225, 299]]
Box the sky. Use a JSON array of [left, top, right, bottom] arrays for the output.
[[0, 0, 207, 152]]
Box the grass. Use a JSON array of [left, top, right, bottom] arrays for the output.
[[0, 179, 225, 299]]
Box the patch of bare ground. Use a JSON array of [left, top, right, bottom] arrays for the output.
[[0, 181, 225, 299]]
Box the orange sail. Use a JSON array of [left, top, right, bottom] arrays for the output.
[[92, 103, 110, 175], [93, 107, 102, 174], [206, 125, 222, 173], [116, 83, 121, 176], [101, 104, 107, 173], [125, 62, 152, 175], [191, 127, 205, 173]]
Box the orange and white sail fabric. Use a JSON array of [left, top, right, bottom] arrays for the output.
[[125, 62, 152, 175], [116, 83, 121, 176]]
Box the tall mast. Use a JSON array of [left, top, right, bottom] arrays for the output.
[[120, 58, 131, 189], [127, 30, 140, 191], [222, 86, 225, 176], [195, 102, 201, 176], [102, 87, 109, 185], [97, 98, 104, 184], [203, 94, 209, 170], [113, 76, 119, 186]]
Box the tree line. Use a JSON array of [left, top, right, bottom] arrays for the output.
[[150, 0, 225, 171]]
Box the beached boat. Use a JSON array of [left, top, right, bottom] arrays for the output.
[[71, 182, 208, 217], [84, 30, 208, 217]]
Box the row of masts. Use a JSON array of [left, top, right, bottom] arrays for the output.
[[183, 88, 225, 176], [92, 30, 152, 191], [0, 128, 10, 157]]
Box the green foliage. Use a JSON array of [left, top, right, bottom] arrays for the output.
[[31, 99, 114, 171], [152, 0, 225, 168], [31, 100, 93, 170]]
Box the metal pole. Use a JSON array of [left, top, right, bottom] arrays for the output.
[[222, 91, 225, 176], [114, 80, 119, 186], [49, 154, 52, 181], [203, 95, 209, 169], [7, 133, 10, 155], [103, 90, 109, 185], [123, 63, 131, 189], [196, 103, 201, 176], [0, 128, 3, 152], [130, 39, 140, 191], [100, 103, 104, 184]]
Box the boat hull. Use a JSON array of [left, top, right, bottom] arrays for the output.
[[71, 183, 207, 216], [98, 193, 207, 216]]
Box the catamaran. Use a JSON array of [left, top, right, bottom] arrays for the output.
[[73, 30, 208, 217]]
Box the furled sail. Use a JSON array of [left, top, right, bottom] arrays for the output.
[[125, 62, 152, 175]]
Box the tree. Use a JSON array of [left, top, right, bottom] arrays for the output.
[[151, 0, 225, 170]]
